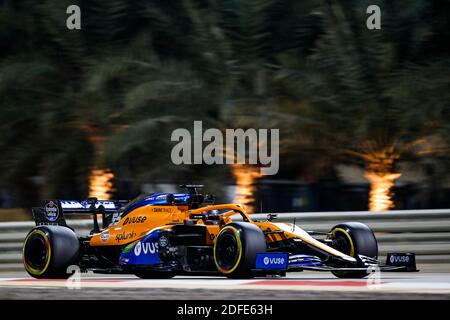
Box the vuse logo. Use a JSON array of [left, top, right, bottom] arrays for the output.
[[134, 241, 158, 256], [263, 257, 285, 265]]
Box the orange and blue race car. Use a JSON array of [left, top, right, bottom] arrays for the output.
[[23, 185, 417, 279]]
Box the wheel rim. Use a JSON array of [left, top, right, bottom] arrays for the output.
[[330, 227, 371, 277], [331, 228, 355, 257], [214, 227, 242, 273], [23, 230, 51, 275]]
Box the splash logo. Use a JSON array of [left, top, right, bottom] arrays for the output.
[[115, 231, 136, 243]]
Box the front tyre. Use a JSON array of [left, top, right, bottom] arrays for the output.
[[23, 226, 80, 279], [213, 222, 266, 279], [329, 222, 378, 279]]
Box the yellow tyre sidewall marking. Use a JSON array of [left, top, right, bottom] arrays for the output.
[[332, 228, 355, 257], [23, 229, 52, 276], [214, 226, 243, 274]]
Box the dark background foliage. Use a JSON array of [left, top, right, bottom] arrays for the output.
[[0, 0, 449, 209]]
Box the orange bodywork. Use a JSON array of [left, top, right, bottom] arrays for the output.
[[90, 203, 296, 247], [90, 205, 188, 246], [89, 203, 352, 260]]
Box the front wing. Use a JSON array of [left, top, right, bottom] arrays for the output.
[[254, 252, 418, 273]]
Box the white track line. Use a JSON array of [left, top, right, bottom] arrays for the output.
[[1, 277, 449, 293]]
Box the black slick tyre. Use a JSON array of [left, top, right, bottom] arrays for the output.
[[213, 222, 266, 279], [23, 226, 80, 279], [329, 222, 378, 279]]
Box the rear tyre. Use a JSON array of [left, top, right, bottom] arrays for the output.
[[213, 222, 266, 279], [23, 226, 80, 279], [134, 271, 175, 279], [329, 222, 378, 279]]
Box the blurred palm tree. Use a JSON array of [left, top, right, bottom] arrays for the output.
[[0, 0, 153, 202], [1, 0, 449, 210], [271, 0, 450, 210], [103, 0, 304, 207]]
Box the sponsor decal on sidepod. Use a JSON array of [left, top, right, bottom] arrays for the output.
[[123, 216, 147, 226], [134, 241, 158, 256], [115, 231, 136, 242], [119, 230, 161, 265]]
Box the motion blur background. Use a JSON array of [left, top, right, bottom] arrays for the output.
[[1, 0, 450, 218]]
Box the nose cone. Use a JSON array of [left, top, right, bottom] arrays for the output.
[[342, 255, 357, 263]]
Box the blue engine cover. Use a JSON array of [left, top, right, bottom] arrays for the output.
[[121, 193, 191, 216]]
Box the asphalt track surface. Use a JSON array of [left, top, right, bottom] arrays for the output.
[[0, 271, 450, 299]]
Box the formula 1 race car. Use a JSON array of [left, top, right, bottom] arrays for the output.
[[23, 185, 417, 279]]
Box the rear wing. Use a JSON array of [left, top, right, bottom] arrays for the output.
[[32, 198, 129, 230]]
